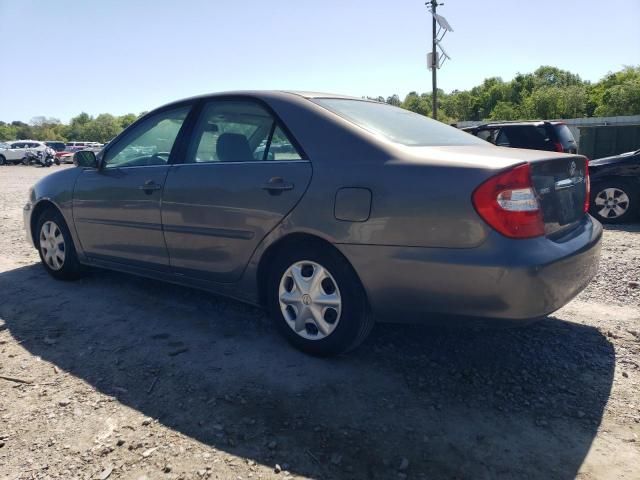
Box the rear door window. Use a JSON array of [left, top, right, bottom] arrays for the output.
[[186, 100, 302, 163], [476, 129, 493, 142], [495, 129, 511, 147]]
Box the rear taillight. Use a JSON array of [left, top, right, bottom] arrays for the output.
[[472, 163, 544, 239], [554, 142, 564, 152], [583, 159, 590, 213]]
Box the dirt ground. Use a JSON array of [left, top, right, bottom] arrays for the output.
[[0, 165, 638, 480]]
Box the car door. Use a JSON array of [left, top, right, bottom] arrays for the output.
[[161, 98, 312, 283], [9, 142, 26, 161], [72, 104, 192, 269]]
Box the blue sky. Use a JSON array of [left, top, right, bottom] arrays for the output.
[[1, 0, 638, 122]]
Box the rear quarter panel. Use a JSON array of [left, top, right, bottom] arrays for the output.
[[258, 95, 495, 249]]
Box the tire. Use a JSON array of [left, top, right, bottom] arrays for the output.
[[590, 180, 638, 224], [55, 159, 60, 165], [36, 208, 85, 280], [267, 243, 373, 356], [0, 155, 5, 165]]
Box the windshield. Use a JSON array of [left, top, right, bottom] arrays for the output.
[[313, 98, 487, 147], [0, 143, 8, 149]]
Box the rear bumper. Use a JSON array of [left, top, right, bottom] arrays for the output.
[[338, 215, 602, 323]]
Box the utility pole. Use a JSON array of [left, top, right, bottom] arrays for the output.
[[430, 0, 438, 120], [426, 1, 452, 121]]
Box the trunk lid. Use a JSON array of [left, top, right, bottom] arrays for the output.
[[529, 155, 588, 236]]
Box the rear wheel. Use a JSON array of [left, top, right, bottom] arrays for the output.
[[36, 209, 85, 280], [267, 245, 373, 356], [590, 180, 638, 223]]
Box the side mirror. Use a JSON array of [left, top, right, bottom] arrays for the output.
[[73, 150, 98, 168]]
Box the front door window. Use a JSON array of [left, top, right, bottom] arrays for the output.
[[103, 106, 190, 169]]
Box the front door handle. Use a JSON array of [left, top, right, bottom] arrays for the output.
[[262, 177, 294, 195], [138, 180, 162, 193]]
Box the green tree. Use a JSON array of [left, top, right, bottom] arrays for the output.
[[386, 94, 401, 107], [118, 113, 138, 129], [83, 114, 122, 143], [66, 112, 92, 140], [488, 101, 520, 121]]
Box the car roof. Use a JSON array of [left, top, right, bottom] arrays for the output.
[[155, 90, 373, 111]]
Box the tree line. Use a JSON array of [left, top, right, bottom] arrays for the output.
[[1, 65, 638, 143], [374, 65, 640, 124], [0, 112, 143, 144]]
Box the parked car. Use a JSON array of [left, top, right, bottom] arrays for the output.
[[0, 140, 49, 165], [45, 141, 66, 152], [65, 141, 90, 152], [588, 149, 640, 223], [463, 121, 578, 154], [24, 91, 601, 356], [56, 150, 75, 164], [0, 142, 12, 165]]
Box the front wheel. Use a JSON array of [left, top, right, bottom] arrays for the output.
[[36, 209, 85, 280], [590, 180, 638, 223], [267, 245, 373, 356], [0, 155, 5, 165]]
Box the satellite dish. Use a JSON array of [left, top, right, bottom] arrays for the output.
[[433, 13, 453, 32]]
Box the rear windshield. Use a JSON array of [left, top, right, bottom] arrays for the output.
[[313, 99, 487, 147], [500, 126, 549, 149], [554, 124, 575, 144]]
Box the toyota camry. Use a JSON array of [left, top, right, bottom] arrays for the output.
[[24, 91, 601, 355]]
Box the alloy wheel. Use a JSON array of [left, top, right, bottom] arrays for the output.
[[40, 220, 66, 271], [594, 187, 630, 219], [278, 260, 342, 340]]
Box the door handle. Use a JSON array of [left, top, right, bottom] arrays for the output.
[[138, 180, 162, 193], [262, 177, 294, 195]]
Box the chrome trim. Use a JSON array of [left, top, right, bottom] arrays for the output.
[[172, 160, 310, 166], [103, 164, 170, 170], [555, 178, 576, 190]]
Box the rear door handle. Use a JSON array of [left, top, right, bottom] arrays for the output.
[[262, 177, 294, 195], [138, 180, 162, 193]]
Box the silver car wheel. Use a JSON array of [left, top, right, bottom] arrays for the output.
[[278, 260, 342, 341], [40, 220, 66, 271], [594, 187, 630, 219]]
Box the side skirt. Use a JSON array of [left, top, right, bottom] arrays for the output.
[[79, 257, 262, 309]]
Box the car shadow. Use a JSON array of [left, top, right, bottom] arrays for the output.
[[601, 222, 640, 232], [0, 264, 614, 479]]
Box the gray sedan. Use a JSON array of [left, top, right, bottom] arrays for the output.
[[23, 91, 601, 355]]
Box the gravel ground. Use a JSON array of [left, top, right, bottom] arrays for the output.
[[0, 165, 638, 480]]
